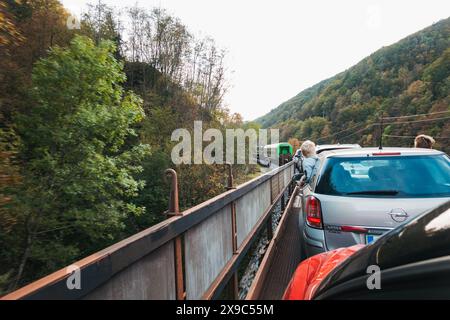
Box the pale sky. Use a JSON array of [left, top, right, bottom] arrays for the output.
[[61, 0, 450, 121]]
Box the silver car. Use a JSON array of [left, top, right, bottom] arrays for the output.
[[299, 147, 450, 258]]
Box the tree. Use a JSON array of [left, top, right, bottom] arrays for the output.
[[4, 36, 150, 291], [0, 3, 26, 293], [0, 1, 246, 293], [0, 1, 24, 47], [1, 0, 74, 123], [300, 117, 330, 141], [423, 48, 450, 99], [10, 0, 73, 73], [288, 138, 301, 152], [81, 0, 125, 60], [0, 0, 26, 123]]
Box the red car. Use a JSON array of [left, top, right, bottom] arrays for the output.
[[284, 200, 450, 300]]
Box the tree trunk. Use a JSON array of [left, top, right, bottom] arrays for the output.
[[8, 217, 34, 292]]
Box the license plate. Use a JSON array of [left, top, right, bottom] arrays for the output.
[[366, 234, 381, 244]]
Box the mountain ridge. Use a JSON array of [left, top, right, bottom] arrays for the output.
[[256, 17, 449, 152]]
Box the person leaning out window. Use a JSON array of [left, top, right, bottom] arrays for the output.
[[300, 140, 318, 184]]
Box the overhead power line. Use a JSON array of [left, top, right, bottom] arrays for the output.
[[316, 122, 366, 142], [382, 110, 450, 120], [383, 134, 450, 139], [336, 115, 450, 141], [336, 123, 377, 142], [384, 115, 450, 125], [316, 111, 449, 144]]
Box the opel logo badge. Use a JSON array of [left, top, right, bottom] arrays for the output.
[[388, 208, 409, 223]]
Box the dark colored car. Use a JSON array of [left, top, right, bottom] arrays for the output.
[[284, 200, 450, 299]]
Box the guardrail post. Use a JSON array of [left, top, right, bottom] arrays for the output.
[[267, 172, 274, 241], [165, 169, 181, 216], [225, 163, 234, 191], [231, 201, 239, 299], [225, 163, 239, 299], [269, 176, 274, 204], [165, 169, 185, 300]]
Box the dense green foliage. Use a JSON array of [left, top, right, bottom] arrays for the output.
[[3, 35, 151, 290], [0, 1, 256, 294], [257, 18, 450, 152]]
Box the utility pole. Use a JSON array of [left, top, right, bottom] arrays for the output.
[[379, 113, 384, 150]]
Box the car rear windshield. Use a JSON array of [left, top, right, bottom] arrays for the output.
[[315, 154, 450, 198]]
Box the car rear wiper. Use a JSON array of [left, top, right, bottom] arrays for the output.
[[346, 190, 399, 195]]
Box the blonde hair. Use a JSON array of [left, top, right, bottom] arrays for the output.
[[301, 140, 316, 157], [414, 134, 435, 149]]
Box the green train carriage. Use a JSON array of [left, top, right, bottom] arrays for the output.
[[259, 142, 293, 167]]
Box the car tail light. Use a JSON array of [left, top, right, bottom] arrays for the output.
[[305, 196, 322, 229]]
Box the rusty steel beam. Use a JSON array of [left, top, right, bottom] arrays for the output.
[[165, 169, 185, 300], [225, 163, 235, 191], [226, 163, 239, 299], [230, 202, 238, 254], [269, 176, 274, 204], [174, 236, 185, 300], [165, 169, 181, 216], [230, 201, 239, 299]]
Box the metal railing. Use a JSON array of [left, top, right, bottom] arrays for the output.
[[2, 162, 294, 300]]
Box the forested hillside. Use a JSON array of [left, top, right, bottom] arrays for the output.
[[257, 17, 450, 152], [0, 0, 256, 294]]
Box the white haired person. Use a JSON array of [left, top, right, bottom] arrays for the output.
[[300, 140, 318, 184], [414, 134, 435, 149]]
